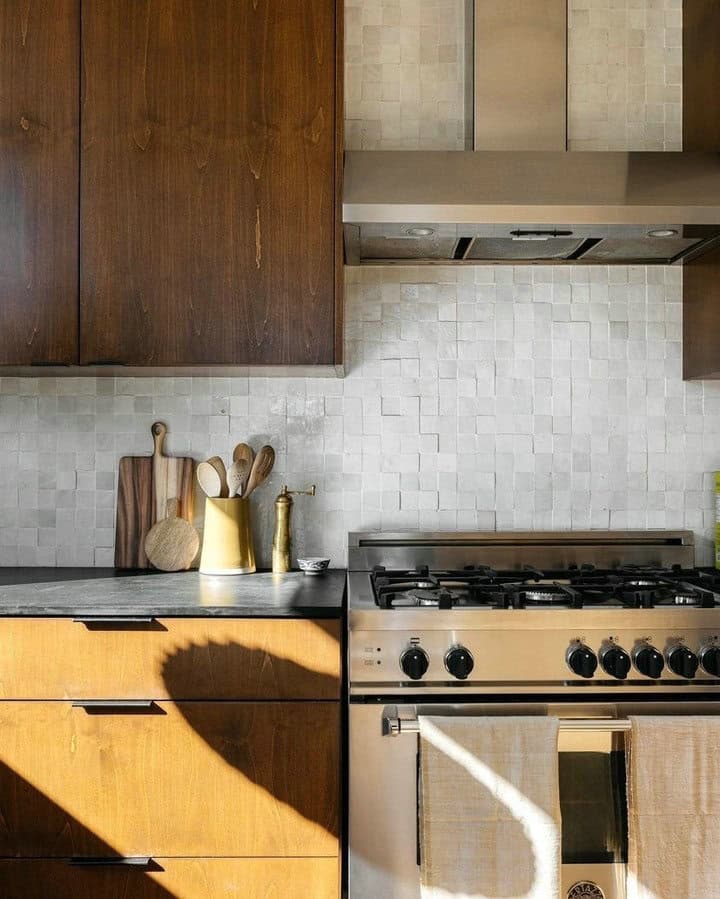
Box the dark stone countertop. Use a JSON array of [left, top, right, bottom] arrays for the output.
[[0, 568, 346, 618]]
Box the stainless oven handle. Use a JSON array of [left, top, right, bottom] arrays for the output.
[[382, 704, 633, 736]]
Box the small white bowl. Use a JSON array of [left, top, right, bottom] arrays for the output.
[[297, 557, 331, 576]]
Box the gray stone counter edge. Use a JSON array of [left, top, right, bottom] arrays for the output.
[[0, 568, 347, 618]]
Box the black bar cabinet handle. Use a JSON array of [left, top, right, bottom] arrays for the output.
[[83, 360, 128, 366], [31, 361, 72, 367], [72, 700, 158, 713], [73, 617, 165, 631], [69, 857, 153, 868], [73, 617, 157, 625]]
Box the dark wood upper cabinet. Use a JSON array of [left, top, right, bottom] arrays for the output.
[[683, 243, 720, 380], [683, 0, 720, 151], [80, 0, 340, 367], [0, 1, 79, 365]]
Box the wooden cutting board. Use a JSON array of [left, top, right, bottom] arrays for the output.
[[115, 422, 195, 569], [145, 499, 201, 572]]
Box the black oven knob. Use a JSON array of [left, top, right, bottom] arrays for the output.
[[667, 644, 699, 679], [600, 645, 631, 680], [445, 646, 474, 680], [700, 645, 720, 677], [566, 644, 597, 679], [400, 647, 429, 681], [634, 645, 664, 679]]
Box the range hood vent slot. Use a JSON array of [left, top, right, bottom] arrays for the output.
[[567, 238, 604, 260], [453, 237, 473, 259]]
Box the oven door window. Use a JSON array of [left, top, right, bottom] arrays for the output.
[[559, 732, 628, 865]]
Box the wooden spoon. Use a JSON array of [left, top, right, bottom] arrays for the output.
[[243, 445, 275, 498], [206, 456, 228, 498], [227, 459, 251, 498], [197, 461, 223, 498], [232, 442, 255, 470]]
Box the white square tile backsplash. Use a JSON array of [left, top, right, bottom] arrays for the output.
[[345, 0, 468, 149], [568, 0, 683, 151], [1, 265, 718, 568]]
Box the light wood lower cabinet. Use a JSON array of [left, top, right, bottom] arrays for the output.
[[0, 858, 340, 899], [0, 618, 340, 700], [0, 701, 339, 858], [0, 613, 342, 897]]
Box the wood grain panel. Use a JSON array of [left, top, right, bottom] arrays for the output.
[[0, 858, 339, 898], [0, 618, 341, 699], [683, 242, 720, 380], [80, 0, 337, 366], [334, 0, 345, 365], [0, 0, 79, 364], [114, 456, 153, 568], [0, 701, 339, 857], [683, 1, 720, 151]]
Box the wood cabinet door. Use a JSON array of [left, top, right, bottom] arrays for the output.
[[80, 0, 338, 366], [683, 242, 720, 379], [0, 701, 339, 858], [0, 617, 341, 700], [0, 1, 79, 364], [0, 858, 340, 899]]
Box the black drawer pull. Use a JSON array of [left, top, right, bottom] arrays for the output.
[[83, 360, 128, 366], [73, 617, 165, 631], [31, 361, 72, 367], [72, 700, 163, 715], [69, 857, 153, 867]]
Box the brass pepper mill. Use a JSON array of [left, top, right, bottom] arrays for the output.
[[272, 485, 316, 574]]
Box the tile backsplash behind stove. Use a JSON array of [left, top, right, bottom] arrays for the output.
[[1, 265, 718, 568]]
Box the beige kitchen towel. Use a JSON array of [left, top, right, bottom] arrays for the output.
[[419, 716, 561, 899], [627, 716, 720, 899]]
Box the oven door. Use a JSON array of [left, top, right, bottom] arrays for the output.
[[349, 700, 719, 899]]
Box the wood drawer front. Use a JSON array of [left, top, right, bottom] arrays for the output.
[[0, 858, 339, 899], [0, 618, 340, 699], [0, 702, 339, 858]]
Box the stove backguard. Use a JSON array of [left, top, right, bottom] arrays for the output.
[[348, 531, 695, 574]]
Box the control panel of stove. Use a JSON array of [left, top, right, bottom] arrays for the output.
[[350, 620, 720, 690]]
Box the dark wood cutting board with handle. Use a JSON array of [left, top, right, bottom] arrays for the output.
[[115, 422, 195, 569]]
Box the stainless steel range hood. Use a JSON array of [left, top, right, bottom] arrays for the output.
[[343, 150, 720, 266]]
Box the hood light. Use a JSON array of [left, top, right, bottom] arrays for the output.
[[647, 229, 678, 238], [406, 227, 435, 237]]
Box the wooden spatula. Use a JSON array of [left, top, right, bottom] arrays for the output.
[[233, 442, 255, 470], [243, 445, 275, 498], [206, 456, 229, 498], [197, 461, 223, 498], [227, 459, 251, 498]]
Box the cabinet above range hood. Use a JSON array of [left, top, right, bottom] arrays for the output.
[[343, 150, 720, 266]]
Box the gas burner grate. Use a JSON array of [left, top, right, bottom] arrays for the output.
[[371, 566, 552, 609], [369, 563, 720, 610]]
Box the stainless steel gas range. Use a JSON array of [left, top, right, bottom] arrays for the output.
[[348, 530, 720, 899]]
